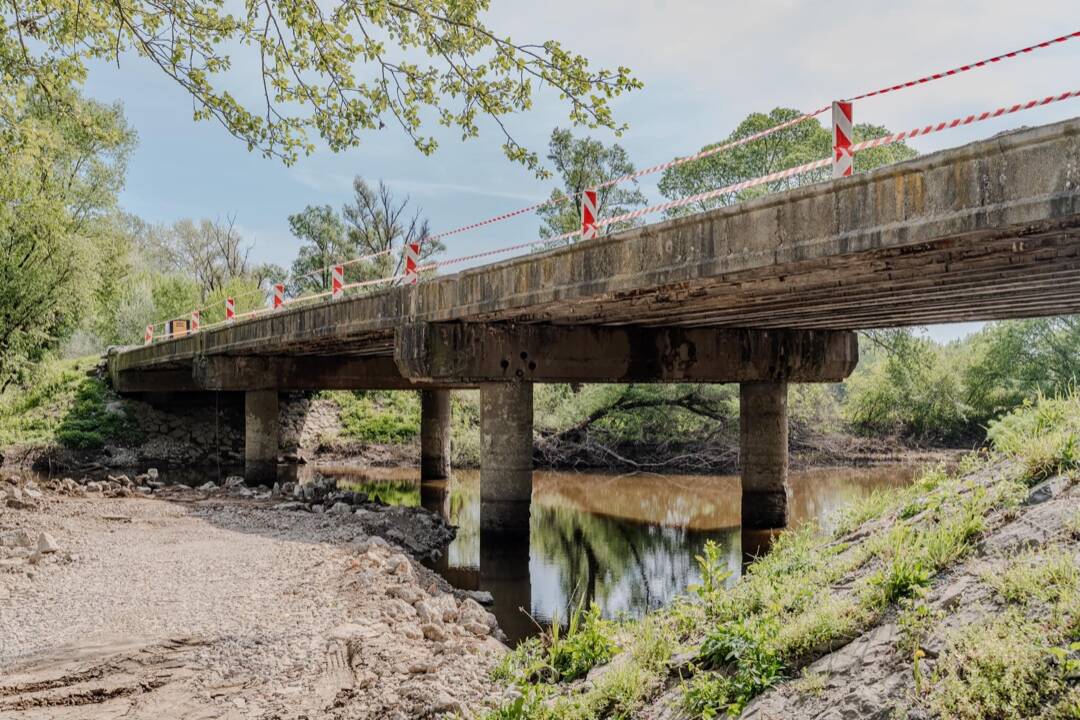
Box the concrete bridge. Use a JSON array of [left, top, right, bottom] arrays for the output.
[[108, 117, 1080, 533]]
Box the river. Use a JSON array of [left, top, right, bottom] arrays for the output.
[[311, 464, 917, 642]]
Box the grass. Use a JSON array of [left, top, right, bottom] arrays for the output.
[[494, 603, 617, 685], [928, 610, 1072, 720], [0, 356, 137, 450], [986, 393, 1080, 484]]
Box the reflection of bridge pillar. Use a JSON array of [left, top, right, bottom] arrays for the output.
[[480, 529, 533, 644], [480, 382, 533, 532], [740, 381, 789, 530], [244, 390, 279, 483], [421, 389, 452, 480]]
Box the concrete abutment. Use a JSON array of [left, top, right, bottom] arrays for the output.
[[479, 382, 534, 533]]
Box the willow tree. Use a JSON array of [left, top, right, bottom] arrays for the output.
[[7, 1, 641, 174]]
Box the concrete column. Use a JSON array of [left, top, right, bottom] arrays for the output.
[[739, 381, 789, 531], [420, 390, 452, 480], [245, 390, 279, 483], [479, 382, 533, 532]]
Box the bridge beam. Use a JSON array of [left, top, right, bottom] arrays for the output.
[[395, 324, 858, 384], [740, 381, 789, 531], [421, 389, 452, 480], [191, 355, 474, 392], [480, 382, 533, 533], [245, 390, 279, 483]]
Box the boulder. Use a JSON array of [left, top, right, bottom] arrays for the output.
[[330, 501, 353, 516], [198, 481, 217, 491], [37, 532, 59, 554]]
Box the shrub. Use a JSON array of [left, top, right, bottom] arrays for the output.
[[333, 390, 420, 442]]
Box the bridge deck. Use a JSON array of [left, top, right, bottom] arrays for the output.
[[112, 117, 1080, 375]]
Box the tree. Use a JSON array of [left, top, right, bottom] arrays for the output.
[[0, 82, 135, 390], [160, 216, 255, 298], [536, 128, 647, 245], [657, 108, 918, 217], [965, 318, 1080, 419], [341, 179, 444, 280], [8, 1, 641, 174], [287, 205, 357, 295]]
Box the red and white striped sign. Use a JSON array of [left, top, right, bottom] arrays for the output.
[[144, 325, 153, 345], [225, 297, 235, 322], [191, 310, 200, 332], [331, 266, 344, 299], [832, 100, 854, 179], [581, 187, 599, 240], [404, 242, 421, 285], [273, 283, 285, 309]]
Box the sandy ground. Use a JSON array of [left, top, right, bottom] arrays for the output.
[[0, 481, 506, 719]]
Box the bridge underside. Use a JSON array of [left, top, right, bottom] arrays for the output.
[[106, 117, 1080, 534]]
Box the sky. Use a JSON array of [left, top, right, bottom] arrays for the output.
[[81, 0, 1080, 344]]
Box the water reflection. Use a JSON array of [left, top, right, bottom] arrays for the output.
[[312, 464, 916, 643]]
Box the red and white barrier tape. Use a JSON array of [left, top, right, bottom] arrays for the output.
[[843, 30, 1080, 105], [850, 88, 1080, 150]]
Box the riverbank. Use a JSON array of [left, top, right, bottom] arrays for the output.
[[481, 393, 1080, 719], [0, 475, 507, 718]]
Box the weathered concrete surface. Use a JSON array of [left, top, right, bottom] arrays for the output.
[[190, 355, 473, 391], [108, 116, 1080, 385], [479, 383, 533, 533], [740, 382, 789, 530], [421, 390, 452, 480], [245, 390, 279, 482], [396, 324, 857, 383]]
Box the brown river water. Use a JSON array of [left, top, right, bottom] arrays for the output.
[[310, 464, 918, 642]]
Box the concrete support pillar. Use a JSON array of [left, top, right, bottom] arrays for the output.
[[739, 381, 789, 531], [245, 390, 279, 483], [479, 382, 533, 532], [420, 389, 452, 480]]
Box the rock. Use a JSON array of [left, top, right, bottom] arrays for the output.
[[407, 659, 436, 674], [273, 502, 311, 512], [330, 501, 353, 516], [85, 481, 103, 493], [416, 595, 459, 625], [387, 584, 427, 604], [147, 480, 166, 489], [430, 692, 462, 716], [224, 476, 246, 489], [421, 623, 448, 642], [198, 482, 217, 491], [135, 486, 152, 495], [37, 533, 59, 554], [463, 621, 490, 637], [147, 468, 159, 480], [464, 590, 495, 606], [133, 474, 150, 485], [24, 486, 42, 500], [3, 530, 34, 548]]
